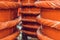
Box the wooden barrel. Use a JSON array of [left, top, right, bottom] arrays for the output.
[[35, 1, 60, 40], [21, 0, 40, 38], [40, 9, 60, 40], [0, 0, 20, 39]]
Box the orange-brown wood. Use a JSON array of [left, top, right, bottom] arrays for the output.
[[35, 0, 60, 40], [21, 7, 40, 14], [22, 24, 39, 29], [21, 30, 36, 36], [18, 0, 21, 16], [1, 30, 20, 40], [41, 9, 60, 40], [21, 0, 40, 38], [37, 27, 54, 40], [21, 0, 36, 3], [35, 1, 60, 8], [0, 0, 20, 39], [21, 0, 37, 6]]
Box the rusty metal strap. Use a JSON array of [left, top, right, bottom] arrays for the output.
[[0, 1, 20, 9], [35, 1, 60, 9]]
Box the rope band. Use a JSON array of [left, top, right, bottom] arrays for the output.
[[0, 1, 20, 9], [35, 1, 60, 9], [37, 18, 60, 30]]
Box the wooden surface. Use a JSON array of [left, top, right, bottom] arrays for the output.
[[0, 0, 18, 39]]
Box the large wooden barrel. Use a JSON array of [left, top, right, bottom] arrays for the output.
[[0, 0, 20, 40], [35, 1, 60, 40], [40, 9, 60, 40], [21, 0, 40, 38]]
